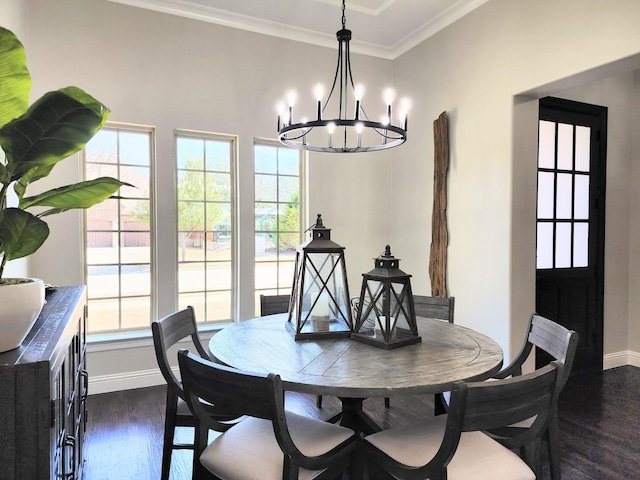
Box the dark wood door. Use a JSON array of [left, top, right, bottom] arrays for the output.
[[536, 97, 607, 374]]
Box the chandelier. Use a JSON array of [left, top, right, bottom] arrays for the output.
[[276, 0, 409, 153]]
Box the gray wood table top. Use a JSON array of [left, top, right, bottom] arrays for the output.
[[209, 314, 503, 399]]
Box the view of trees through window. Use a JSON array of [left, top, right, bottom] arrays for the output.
[[84, 126, 153, 333], [254, 143, 303, 314], [176, 133, 234, 323]]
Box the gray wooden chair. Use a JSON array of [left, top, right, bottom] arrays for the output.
[[357, 361, 563, 480], [178, 349, 357, 480], [259, 293, 291, 316], [439, 312, 577, 480], [413, 294, 455, 323], [413, 295, 456, 412], [260, 293, 335, 411], [151, 306, 212, 480], [488, 313, 578, 480]]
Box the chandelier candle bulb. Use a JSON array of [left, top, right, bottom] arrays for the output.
[[356, 123, 363, 148]]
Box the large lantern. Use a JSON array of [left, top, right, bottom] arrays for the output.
[[351, 245, 421, 349], [287, 214, 352, 340]]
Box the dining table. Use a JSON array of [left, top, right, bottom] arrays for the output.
[[208, 313, 503, 434]]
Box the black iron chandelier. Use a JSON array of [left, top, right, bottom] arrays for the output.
[[276, 0, 409, 153]]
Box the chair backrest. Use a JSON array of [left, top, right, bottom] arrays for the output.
[[260, 294, 291, 316], [413, 295, 455, 323], [178, 349, 352, 471], [399, 361, 561, 478], [459, 361, 562, 451], [151, 306, 211, 394], [496, 313, 578, 391]]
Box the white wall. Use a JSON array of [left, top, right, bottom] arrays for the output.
[[17, 0, 640, 391]]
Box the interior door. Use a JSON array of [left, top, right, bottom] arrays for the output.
[[536, 97, 607, 374]]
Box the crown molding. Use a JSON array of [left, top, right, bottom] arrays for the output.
[[105, 0, 488, 59]]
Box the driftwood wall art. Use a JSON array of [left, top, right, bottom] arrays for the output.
[[429, 111, 449, 297]]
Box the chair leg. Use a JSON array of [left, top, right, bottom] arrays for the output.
[[316, 395, 323, 408], [161, 394, 178, 480], [548, 410, 562, 480], [384, 397, 390, 408]]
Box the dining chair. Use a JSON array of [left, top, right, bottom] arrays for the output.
[[177, 349, 357, 480], [413, 295, 455, 413], [357, 361, 562, 480], [151, 306, 221, 480], [259, 293, 291, 316], [488, 313, 578, 480]]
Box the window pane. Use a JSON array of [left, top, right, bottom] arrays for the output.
[[538, 120, 555, 169], [279, 149, 300, 175], [177, 137, 204, 169], [279, 176, 299, 203], [555, 223, 571, 268], [575, 126, 590, 172], [119, 131, 150, 166], [207, 172, 231, 202], [537, 222, 553, 269], [556, 173, 572, 219], [85, 129, 117, 164], [206, 140, 231, 172], [574, 222, 588, 267], [537, 172, 555, 219], [557, 123, 573, 170], [255, 145, 277, 174], [256, 174, 277, 202], [574, 174, 589, 220]]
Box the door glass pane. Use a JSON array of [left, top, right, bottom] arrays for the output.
[[574, 222, 588, 267], [555, 223, 571, 268], [538, 120, 555, 169], [575, 126, 590, 172], [574, 174, 589, 220], [537, 222, 553, 269], [537, 172, 555, 219], [557, 123, 573, 170], [556, 173, 573, 219]]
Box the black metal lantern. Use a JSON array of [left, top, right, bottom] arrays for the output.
[[287, 214, 352, 340], [351, 245, 421, 349]]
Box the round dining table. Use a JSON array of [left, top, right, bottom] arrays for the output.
[[209, 314, 503, 433]]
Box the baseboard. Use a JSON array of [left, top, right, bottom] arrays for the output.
[[603, 350, 640, 370], [89, 352, 640, 396], [88, 368, 166, 395]]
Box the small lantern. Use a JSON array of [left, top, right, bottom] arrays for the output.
[[287, 214, 352, 340], [351, 245, 421, 349]]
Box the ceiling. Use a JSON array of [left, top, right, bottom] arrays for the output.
[[106, 0, 490, 59]]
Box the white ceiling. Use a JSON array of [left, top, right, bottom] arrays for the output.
[[106, 0, 490, 59]]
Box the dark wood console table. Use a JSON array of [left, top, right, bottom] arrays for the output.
[[0, 286, 87, 480]]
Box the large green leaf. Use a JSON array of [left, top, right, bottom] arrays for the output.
[[0, 208, 49, 261], [0, 87, 110, 180], [0, 27, 30, 128], [19, 177, 130, 213]]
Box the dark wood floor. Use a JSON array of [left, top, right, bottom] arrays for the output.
[[84, 365, 640, 479]]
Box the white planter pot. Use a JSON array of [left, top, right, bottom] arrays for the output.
[[0, 278, 46, 353]]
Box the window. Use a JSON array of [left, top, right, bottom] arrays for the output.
[[254, 141, 304, 314], [84, 125, 154, 334], [176, 131, 235, 324]]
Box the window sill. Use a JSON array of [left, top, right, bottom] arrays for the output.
[[86, 323, 229, 353]]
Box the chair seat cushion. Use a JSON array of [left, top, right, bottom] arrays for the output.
[[200, 410, 354, 480], [364, 414, 535, 480]]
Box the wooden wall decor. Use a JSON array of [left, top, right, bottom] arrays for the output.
[[429, 111, 450, 297]]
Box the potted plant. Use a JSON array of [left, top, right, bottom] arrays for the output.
[[0, 26, 128, 352]]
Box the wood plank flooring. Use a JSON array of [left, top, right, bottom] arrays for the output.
[[83, 365, 640, 479]]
